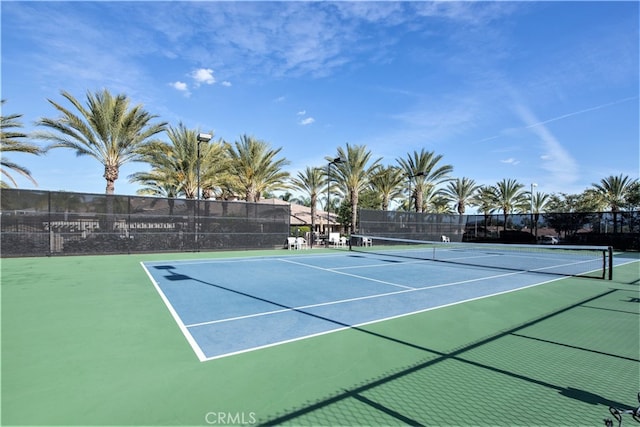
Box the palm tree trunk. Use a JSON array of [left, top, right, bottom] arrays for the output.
[[104, 164, 119, 195], [310, 195, 317, 247], [350, 191, 358, 234], [458, 202, 465, 236]]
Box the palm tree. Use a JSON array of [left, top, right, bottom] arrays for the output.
[[429, 193, 454, 214], [368, 165, 405, 210], [417, 184, 448, 213], [130, 168, 180, 199], [531, 192, 549, 238], [624, 181, 640, 210], [131, 123, 225, 200], [329, 144, 382, 234], [1, 100, 44, 188], [226, 134, 290, 202], [492, 178, 528, 232], [443, 177, 480, 234], [290, 166, 326, 241], [444, 177, 480, 215], [592, 174, 638, 233], [472, 186, 499, 237], [36, 89, 167, 194], [199, 138, 230, 201], [396, 149, 453, 213]]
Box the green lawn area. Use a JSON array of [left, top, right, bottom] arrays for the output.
[[1, 251, 638, 426]]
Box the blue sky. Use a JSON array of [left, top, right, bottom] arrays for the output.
[[2, 1, 638, 201]]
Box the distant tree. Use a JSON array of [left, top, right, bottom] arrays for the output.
[[358, 189, 383, 210], [443, 177, 480, 220], [368, 165, 404, 210], [592, 174, 638, 233], [131, 123, 225, 200], [290, 166, 326, 238], [624, 181, 640, 210], [0, 100, 44, 188], [471, 186, 499, 237], [530, 191, 550, 238], [430, 195, 454, 214], [336, 198, 352, 233], [226, 134, 290, 202], [543, 193, 594, 238], [292, 195, 311, 207], [37, 89, 167, 194], [129, 168, 180, 199], [419, 184, 450, 213], [396, 149, 453, 213], [492, 178, 528, 232], [329, 143, 382, 234]]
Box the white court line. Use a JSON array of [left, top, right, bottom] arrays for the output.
[[142, 252, 349, 267], [140, 262, 207, 362], [184, 253, 611, 330], [278, 257, 416, 290], [185, 268, 529, 328], [197, 274, 565, 362], [144, 254, 636, 362], [332, 258, 434, 270]]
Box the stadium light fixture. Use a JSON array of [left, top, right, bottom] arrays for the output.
[[195, 133, 212, 252], [196, 133, 212, 201]]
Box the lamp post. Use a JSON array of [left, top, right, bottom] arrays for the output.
[[530, 182, 537, 240], [326, 157, 343, 243], [196, 133, 212, 251]]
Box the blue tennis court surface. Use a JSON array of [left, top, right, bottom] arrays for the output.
[[141, 250, 629, 362]]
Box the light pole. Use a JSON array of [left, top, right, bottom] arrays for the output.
[[196, 133, 212, 251], [530, 182, 537, 240], [326, 157, 342, 243]]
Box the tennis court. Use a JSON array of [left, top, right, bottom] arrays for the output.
[[2, 245, 639, 426], [143, 241, 620, 362]]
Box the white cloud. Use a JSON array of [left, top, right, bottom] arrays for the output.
[[171, 81, 188, 91], [297, 110, 306, 116], [221, 81, 232, 87], [500, 158, 520, 165], [191, 68, 215, 85], [170, 81, 191, 97], [299, 117, 315, 126]]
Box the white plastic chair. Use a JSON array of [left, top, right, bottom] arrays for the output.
[[328, 232, 340, 247], [295, 237, 308, 250], [441, 235, 450, 243], [339, 236, 347, 247], [287, 237, 296, 250]]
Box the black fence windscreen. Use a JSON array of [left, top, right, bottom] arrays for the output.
[[358, 208, 639, 250], [357, 209, 468, 242], [1, 189, 290, 257]]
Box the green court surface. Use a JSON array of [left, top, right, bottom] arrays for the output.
[[1, 250, 638, 426]]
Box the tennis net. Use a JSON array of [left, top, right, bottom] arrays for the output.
[[350, 234, 613, 280]]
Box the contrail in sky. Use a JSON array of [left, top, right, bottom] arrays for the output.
[[473, 96, 638, 143], [524, 96, 638, 129]]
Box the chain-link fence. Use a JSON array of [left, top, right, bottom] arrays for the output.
[[358, 209, 639, 250], [1, 189, 290, 257]]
